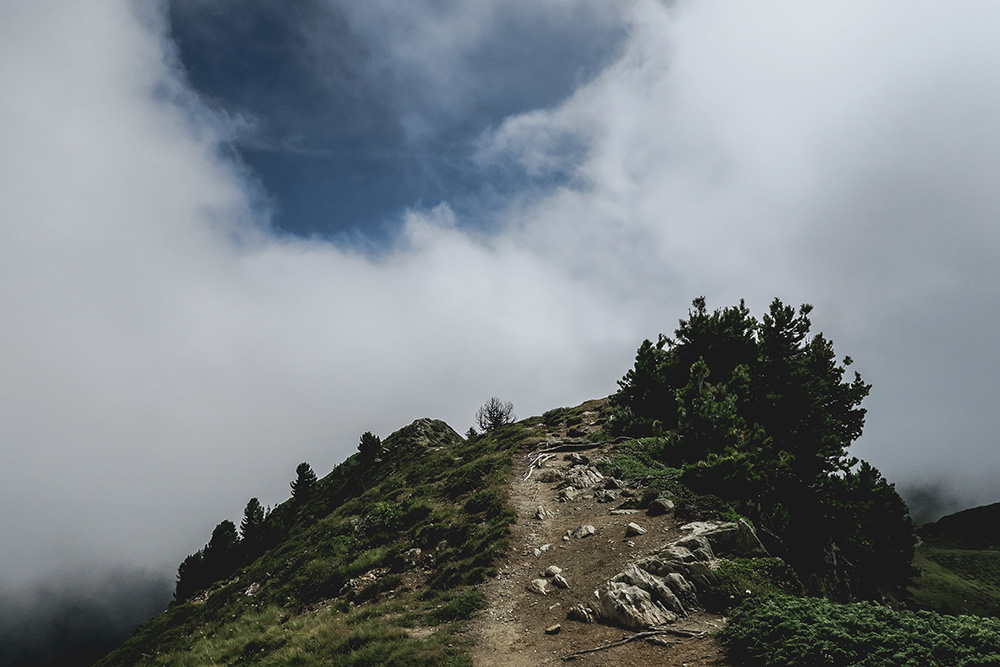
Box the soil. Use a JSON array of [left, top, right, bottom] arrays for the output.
[[469, 429, 737, 667]]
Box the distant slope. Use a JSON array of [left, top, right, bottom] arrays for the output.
[[911, 502, 1000, 616]]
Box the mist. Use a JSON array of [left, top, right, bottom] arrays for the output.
[[0, 569, 171, 666], [3, 1, 1000, 661]]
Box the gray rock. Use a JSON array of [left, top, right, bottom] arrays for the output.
[[611, 564, 686, 615], [552, 574, 570, 589], [590, 582, 679, 630], [532, 543, 553, 557], [626, 522, 647, 537], [545, 624, 562, 635], [534, 505, 553, 520], [594, 489, 619, 503], [527, 579, 550, 595], [536, 469, 564, 483], [664, 572, 699, 608], [567, 604, 595, 623], [610, 509, 641, 515], [570, 524, 596, 539], [647, 498, 675, 516], [557, 487, 578, 502], [541, 565, 563, 577]]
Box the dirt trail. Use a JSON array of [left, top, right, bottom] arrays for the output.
[[469, 427, 734, 667]]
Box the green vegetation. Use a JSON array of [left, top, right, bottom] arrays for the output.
[[911, 545, 1000, 616], [98, 418, 532, 666], [722, 594, 1000, 667], [701, 558, 803, 609], [609, 297, 914, 600], [908, 502, 1000, 616]]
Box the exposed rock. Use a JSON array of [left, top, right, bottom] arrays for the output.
[[533, 505, 554, 520], [545, 624, 562, 635], [647, 498, 675, 516], [594, 489, 619, 503], [536, 469, 564, 483], [560, 466, 604, 490], [679, 521, 724, 535], [611, 564, 686, 615], [590, 582, 679, 630], [568, 604, 595, 623], [568, 518, 769, 631], [541, 565, 563, 577], [610, 509, 641, 515], [700, 519, 768, 558], [527, 579, 549, 596], [603, 477, 623, 490], [570, 524, 596, 539], [532, 543, 553, 557], [625, 522, 647, 537], [553, 574, 570, 589], [557, 487, 578, 502]]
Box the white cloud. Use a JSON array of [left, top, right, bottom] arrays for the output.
[[4, 0, 1000, 592]]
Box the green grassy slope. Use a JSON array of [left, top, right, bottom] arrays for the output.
[[96, 415, 550, 667], [910, 502, 1000, 616]]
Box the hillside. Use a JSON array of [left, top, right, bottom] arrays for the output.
[[910, 503, 1000, 616], [97, 415, 532, 666], [98, 398, 791, 666]]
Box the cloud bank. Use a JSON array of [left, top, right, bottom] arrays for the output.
[[2, 0, 1000, 604]]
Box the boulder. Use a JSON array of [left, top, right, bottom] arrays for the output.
[[625, 522, 647, 537], [567, 604, 596, 623], [590, 582, 679, 630], [532, 543, 553, 557], [536, 469, 564, 483], [647, 498, 675, 516], [611, 564, 686, 615], [541, 565, 563, 577], [570, 524, 596, 539], [552, 574, 570, 589], [527, 579, 550, 595]]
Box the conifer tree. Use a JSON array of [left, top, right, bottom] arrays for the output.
[[357, 431, 382, 463], [240, 497, 265, 539], [290, 462, 317, 501]]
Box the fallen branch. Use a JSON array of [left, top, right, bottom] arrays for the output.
[[561, 628, 705, 661], [523, 453, 557, 480]]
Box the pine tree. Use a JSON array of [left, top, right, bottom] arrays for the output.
[[290, 462, 317, 501], [240, 497, 265, 540], [357, 432, 382, 463]]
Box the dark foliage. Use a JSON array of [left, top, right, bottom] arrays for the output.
[[722, 594, 1000, 667], [610, 297, 914, 600], [358, 431, 382, 463], [475, 397, 515, 432], [290, 461, 318, 502]]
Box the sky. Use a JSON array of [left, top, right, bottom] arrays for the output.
[[2, 0, 1000, 614]]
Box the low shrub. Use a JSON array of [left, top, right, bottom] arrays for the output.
[[722, 594, 1000, 667]]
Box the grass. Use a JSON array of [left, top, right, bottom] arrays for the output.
[[910, 542, 1000, 616], [96, 416, 538, 666]]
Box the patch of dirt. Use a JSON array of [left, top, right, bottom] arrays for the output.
[[469, 428, 736, 666]]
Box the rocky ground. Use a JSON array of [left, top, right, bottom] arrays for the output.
[[469, 424, 737, 667]]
